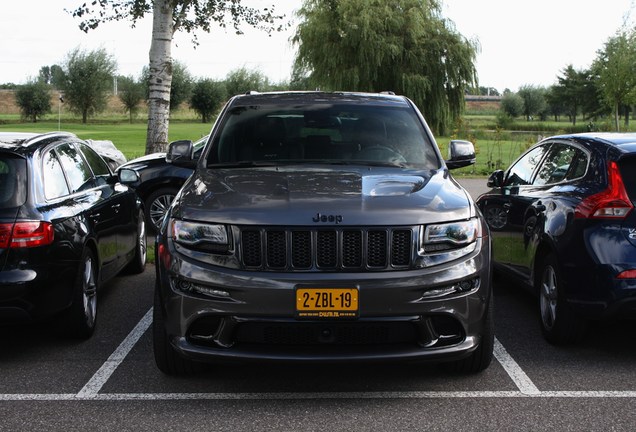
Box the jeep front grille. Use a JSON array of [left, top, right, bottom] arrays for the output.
[[239, 227, 413, 271]]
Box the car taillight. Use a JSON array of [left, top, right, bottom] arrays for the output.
[[575, 161, 634, 219], [0, 221, 54, 248], [617, 270, 636, 279]]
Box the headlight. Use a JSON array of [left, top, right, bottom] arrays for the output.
[[170, 219, 230, 252], [419, 218, 480, 265], [424, 218, 479, 248]]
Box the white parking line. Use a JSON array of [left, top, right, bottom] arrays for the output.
[[1, 310, 635, 402], [493, 338, 541, 395], [76, 308, 153, 399]]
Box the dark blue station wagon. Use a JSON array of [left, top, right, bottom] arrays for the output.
[[477, 133, 636, 344]]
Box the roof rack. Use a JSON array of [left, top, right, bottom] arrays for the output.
[[23, 131, 77, 147]]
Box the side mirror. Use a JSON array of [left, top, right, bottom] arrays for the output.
[[166, 140, 196, 168], [118, 168, 140, 185], [445, 140, 476, 169], [487, 170, 505, 188]]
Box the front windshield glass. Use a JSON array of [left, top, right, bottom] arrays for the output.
[[206, 103, 440, 169]]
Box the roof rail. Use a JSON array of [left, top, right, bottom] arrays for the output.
[[23, 131, 77, 146]]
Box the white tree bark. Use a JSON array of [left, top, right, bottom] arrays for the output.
[[145, 0, 174, 154]]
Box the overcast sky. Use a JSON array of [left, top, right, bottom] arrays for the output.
[[1, 0, 634, 93]]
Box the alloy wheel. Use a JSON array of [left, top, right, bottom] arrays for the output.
[[539, 264, 558, 331]]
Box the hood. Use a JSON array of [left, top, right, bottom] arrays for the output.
[[174, 166, 474, 226], [118, 153, 166, 169]]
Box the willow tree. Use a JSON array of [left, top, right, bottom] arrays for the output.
[[292, 0, 478, 135], [70, 1, 284, 154]]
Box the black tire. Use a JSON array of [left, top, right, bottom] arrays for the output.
[[64, 248, 98, 339], [145, 187, 178, 233], [537, 254, 587, 344], [446, 293, 494, 374], [123, 210, 147, 274], [153, 287, 198, 375]]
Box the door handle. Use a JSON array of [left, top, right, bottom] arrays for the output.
[[112, 204, 121, 213]]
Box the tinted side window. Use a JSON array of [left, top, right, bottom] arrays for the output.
[[505, 145, 549, 186], [43, 150, 70, 200], [0, 154, 27, 208], [78, 142, 111, 185], [534, 143, 588, 186], [56, 143, 94, 193]]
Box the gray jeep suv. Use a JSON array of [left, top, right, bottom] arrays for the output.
[[153, 91, 493, 374]]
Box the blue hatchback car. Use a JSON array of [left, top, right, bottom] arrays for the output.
[[477, 132, 636, 344]]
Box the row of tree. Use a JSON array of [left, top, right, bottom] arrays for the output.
[[14, 48, 279, 124], [499, 27, 636, 131]]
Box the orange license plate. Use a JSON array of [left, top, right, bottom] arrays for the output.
[[296, 288, 359, 319]]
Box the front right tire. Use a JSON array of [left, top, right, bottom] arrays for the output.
[[446, 293, 494, 373]]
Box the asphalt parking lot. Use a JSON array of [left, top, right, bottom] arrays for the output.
[[1, 178, 635, 431]]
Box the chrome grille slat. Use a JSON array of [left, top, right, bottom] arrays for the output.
[[240, 227, 413, 271]]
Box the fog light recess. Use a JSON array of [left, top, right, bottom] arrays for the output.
[[420, 277, 480, 299]]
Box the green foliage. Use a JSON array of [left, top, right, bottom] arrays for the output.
[[59, 47, 117, 124], [224, 67, 271, 97], [517, 85, 547, 121], [15, 80, 52, 122], [69, 1, 286, 42], [292, 0, 478, 135], [169, 61, 194, 109], [592, 28, 636, 131], [117, 75, 145, 123], [495, 112, 515, 131], [549, 65, 592, 124], [190, 79, 227, 123], [500, 93, 524, 118]]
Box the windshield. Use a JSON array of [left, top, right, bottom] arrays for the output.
[[206, 103, 440, 169], [0, 154, 27, 209]]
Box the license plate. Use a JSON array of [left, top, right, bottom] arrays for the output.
[[296, 288, 359, 319]]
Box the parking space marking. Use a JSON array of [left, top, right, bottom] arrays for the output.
[[76, 308, 153, 399], [3, 391, 636, 402], [2, 310, 636, 402], [493, 338, 541, 395]]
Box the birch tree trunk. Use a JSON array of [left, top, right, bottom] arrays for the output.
[[145, 0, 174, 154]]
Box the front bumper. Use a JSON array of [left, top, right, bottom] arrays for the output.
[[155, 237, 492, 363]]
